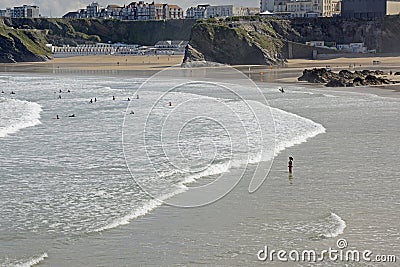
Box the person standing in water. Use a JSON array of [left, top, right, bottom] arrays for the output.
[[288, 157, 293, 174]]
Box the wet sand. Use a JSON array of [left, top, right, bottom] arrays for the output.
[[1, 54, 400, 98], [0, 55, 185, 73]]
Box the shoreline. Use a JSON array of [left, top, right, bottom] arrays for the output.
[[1, 54, 400, 98]]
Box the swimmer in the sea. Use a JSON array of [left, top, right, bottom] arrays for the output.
[[288, 157, 293, 174]]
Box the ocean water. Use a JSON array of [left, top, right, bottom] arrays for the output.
[[0, 69, 399, 266]]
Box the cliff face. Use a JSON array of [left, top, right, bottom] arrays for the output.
[[2, 16, 400, 64], [184, 16, 400, 66], [0, 18, 196, 63], [0, 20, 51, 63], [184, 19, 285, 65]]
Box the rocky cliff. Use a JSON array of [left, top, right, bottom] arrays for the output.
[[0, 19, 51, 63], [0, 18, 196, 63], [184, 16, 400, 66], [183, 19, 286, 65], [2, 16, 400, 64]]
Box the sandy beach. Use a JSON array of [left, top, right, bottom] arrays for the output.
[[0, 55, 185, 73], [1, 54, 400, 99]]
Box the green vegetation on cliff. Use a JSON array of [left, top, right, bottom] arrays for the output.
[[0, 21, 51, 62], [184, 18, 285, 65], [0, 17, 196, 63]]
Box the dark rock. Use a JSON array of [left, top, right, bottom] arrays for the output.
[[183, 44, 205, 63], [325, 78, 347, 87], [362, 70, 372, 76], [298, 68, 339, 83], [364, 75, 391, 85], [339, 69, 357, 79], [300, 68, 397, 87], [353, 77, 365, 86]]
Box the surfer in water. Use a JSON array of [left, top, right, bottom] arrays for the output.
[[288, 157, 293, 174], [279, 87, 285, 93], [69, 114, 75, 118], [11, 91, 15, 95], [113, 96, 115, 101]]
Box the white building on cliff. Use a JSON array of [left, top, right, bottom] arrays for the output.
[[260, 0, 341, 17], [186, 4, 260, 19], [0, 5, 40, 18]]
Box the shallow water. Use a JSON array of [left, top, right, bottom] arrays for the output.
[[0, 71, 399, 266]]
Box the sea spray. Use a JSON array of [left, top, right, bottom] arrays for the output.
[[0, 98, 42, 138]]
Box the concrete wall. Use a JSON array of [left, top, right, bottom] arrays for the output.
[[342, 0, 386, 18], [282, 41, 339, 59]]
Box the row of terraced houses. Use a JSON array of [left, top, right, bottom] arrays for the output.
[[63, 2, 184, 20], [2, 1, 400, 20]]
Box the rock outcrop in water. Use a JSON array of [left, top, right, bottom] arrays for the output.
[[298, 68, 398, 87]]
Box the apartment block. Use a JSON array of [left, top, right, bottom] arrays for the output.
[[0, 5, 40, 18]]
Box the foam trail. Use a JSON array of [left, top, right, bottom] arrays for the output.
[[322, 212, 347, 238], [18, 253, 48, 267], [272, 107, 326, 156], [0, 98, 42, 138], [92, 189, 187, 233]]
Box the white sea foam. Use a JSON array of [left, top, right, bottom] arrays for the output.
[[10, 253, 48, 267], [92, 189, 186, 233], [272, 107, 326, 155], [322, 212, 347, 238], [0, 97, 42, 138], [263, 212, 346, 239]]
